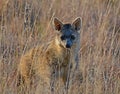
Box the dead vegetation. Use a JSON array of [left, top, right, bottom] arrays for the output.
[[0, 0, 120, 94]]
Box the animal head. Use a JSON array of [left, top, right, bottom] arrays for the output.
[[53, 17, 82, 49]]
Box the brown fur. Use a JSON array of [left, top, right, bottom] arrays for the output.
[[18, 39, 73, 85]]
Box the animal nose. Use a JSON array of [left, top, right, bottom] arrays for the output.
[[66, 40, 72, 48], [66, 44, 71, 48]]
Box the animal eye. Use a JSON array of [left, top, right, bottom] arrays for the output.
[[71, 35, 75, 40], [61, 36, 66, 40]]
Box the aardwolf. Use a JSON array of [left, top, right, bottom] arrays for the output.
[[18, 17, 82, 92]]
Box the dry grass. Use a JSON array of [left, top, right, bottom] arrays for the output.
[[0, 0, 120, 94]]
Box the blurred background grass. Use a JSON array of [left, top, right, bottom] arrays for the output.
[[0, 0, 120, 94]]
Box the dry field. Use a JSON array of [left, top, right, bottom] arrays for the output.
[[0, 0, 120, 94]]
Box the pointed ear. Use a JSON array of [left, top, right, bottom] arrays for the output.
[[53, 17, 63, 31], [72, 17, 82, 32]]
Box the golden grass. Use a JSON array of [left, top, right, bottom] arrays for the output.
[[0, 0, 120, 94]]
